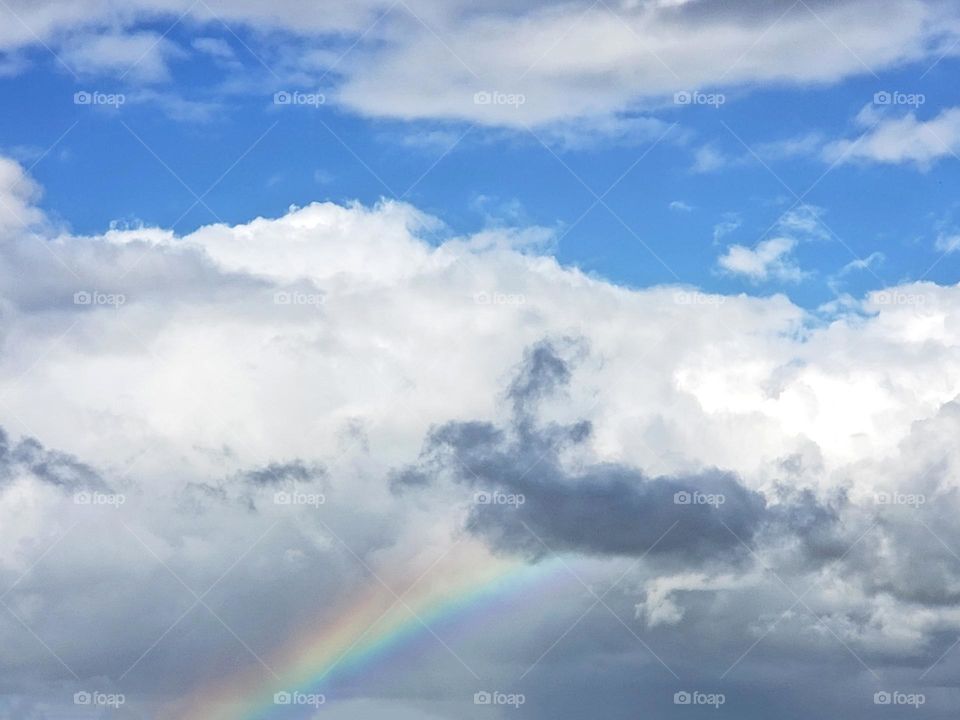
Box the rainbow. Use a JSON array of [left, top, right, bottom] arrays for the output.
[[171, 544, 565, 720]]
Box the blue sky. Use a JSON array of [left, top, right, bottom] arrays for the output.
[[2, 6, 959, 309]]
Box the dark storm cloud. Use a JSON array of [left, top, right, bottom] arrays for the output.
[[394, 339, 846, 567], [467, 461, 765, 564]]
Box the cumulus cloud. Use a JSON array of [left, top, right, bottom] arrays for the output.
[[4, 156, 960, 716]]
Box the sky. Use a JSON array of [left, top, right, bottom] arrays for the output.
[[2, 0, 960, 718]]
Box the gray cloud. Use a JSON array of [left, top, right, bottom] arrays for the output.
[[240, 459, 324, 486], [394, 340, 851, 570], [0, 427, 106, 491]]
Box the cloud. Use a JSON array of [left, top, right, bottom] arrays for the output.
[[239, 459, 324, 487], [333, 0, 957, 126], [717, 237, 803, 282], [0, 156, 44, 232], [669, 200, 693, 213], [5, 156, 960, 715], [61, 32, 185, 82], [837, 251, 885, 276], [935, 233, 960, 254], [712, 212, 741, 243], [0, 427, 107, 492], [191, 37, 235, 61], [0, 0, 956, 126], [691, 145, 730, 173], [716, 206, 827, 282], [392, 340, 843, 569], [825, 105, 960, 169], [754, 132, 826, 161], [123, 89, 223, 122], [690, 133, 828, 174], [537, 114, 679, 150], [774, 205, 829, 241]]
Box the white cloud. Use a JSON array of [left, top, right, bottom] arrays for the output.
[[333, 0, 955, 125], [935, 233, 960, 253], [754, 131, 826, 161], [0, 152, 950, 498], [776, 204, 829, 241], [712, 212, 741, 243], [61, 32, 185, 82], [717, 236, 804, 282], [825, 105, 960, 169], [840, 251, 885, 274], [0, 155, 44, 231], [123, 88, 223, 121], [636, 572, 743, 628], [191, 36, 235, 60], [691, 145, 729, 173], [715, 206, 827, 281], [0, 0, 956, 125], [689, 133, 828, 173], [669, 200, 693, 213]]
